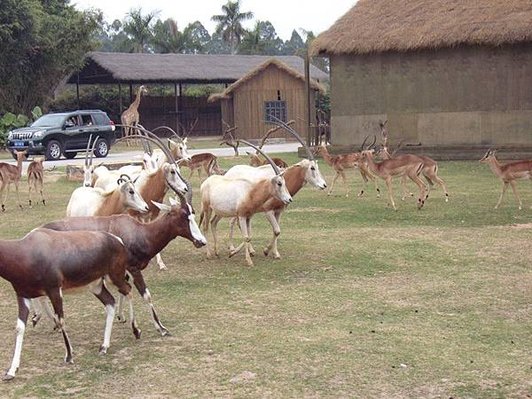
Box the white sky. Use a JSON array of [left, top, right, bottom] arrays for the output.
[[72, 0, 356, 41]]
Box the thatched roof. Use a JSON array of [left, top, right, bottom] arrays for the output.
[[69, 52, 329, 85], [311, 0, 532, 56], [208, 59, 325, 102]]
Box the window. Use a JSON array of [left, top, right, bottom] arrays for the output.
[[265, 101, 287, 123]]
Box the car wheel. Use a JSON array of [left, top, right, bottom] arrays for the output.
[[94, 138, 109, 158], [64, 152, 77, 159], [45, 140, 63, 161]]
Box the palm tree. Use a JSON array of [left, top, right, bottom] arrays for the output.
[[211, 0, 253, 54], [124, 8, 158, 53]]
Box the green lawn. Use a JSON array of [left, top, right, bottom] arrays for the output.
[[0, 154, 530, 398]]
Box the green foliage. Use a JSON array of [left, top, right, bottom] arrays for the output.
[[0, 106, 42, 149], [0, 0, 102, 115]]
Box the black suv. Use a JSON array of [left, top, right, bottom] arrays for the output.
[[6, 110, 116, 160]]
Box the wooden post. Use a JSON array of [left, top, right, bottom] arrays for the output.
[[118, 84, 123, 114], [304, 52, 312, 147], [76, 73, 80, 110]]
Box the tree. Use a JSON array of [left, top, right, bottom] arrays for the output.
[[239, 20, 283, 55], [211, 0, 253, 54], [123, 8, 158, 53], [282, 30, 305, 55], [0, 0, 102, 114], [152, 19, 210, 54]]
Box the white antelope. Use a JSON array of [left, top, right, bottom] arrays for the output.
[[480, 149, 532, 209], [200, 140, 292, 266], [224, 124, 327, 259], [66, 174, 149, 217]]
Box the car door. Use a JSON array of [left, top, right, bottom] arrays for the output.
[[66, 114, 98, 151]]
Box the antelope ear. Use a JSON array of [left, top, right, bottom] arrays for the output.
[[183, 137, 188, 144], [151, 200, 171, 212]]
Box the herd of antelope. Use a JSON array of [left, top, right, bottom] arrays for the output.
[[0, 116, 531, 381]]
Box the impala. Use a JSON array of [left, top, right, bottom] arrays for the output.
[[480, 149, 532, 209]]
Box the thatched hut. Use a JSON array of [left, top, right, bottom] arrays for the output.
[[208, 59, 326, 141], [311, 0, 532, 159]]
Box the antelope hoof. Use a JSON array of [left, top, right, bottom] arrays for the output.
[[32, 313, 41, 327], [65, 355, 74, 364], [42, 200, 46, 206], [160, 328, 171, 337], [98, 346, 108, 355], [3, 373, 15, 382], [116, 315, 127, 323], [274, 253, 281, 260], [158, 265, 168, 271], [133, 325, 142, 340], [1, 205, 5, 212], [263, 248, 270, 257], [245, 259, 254, 267]]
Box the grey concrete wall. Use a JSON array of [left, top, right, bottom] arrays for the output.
[[330, 44, 532, 147]]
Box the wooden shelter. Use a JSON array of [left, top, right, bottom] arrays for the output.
[[68, 52, 328, 138], [208, 59, 326, 141], [311, 0, 532, 159]]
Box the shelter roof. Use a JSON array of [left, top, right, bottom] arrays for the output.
[[69, 52, 329, 85], [311, 0, 532, 56], [208, 58, 325, 102]]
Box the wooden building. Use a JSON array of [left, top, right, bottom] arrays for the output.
[[69, 52, 328, 139], [208, 59, 325, 141], [311, 0, 532, 159]]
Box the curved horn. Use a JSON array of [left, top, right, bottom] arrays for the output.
[[238, 139, 281, 175], [267, 115, 314, 161], [152, 126, 182, 142], [360, 135, 370, 151], [84, 134, 93, 168], [89, 135, 99, 167], [116, 125, 177, 164]]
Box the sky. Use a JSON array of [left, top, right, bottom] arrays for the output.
[[72, 0, 357, 41]]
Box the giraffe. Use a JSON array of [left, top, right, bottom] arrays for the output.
[[120, 85, 148, 145]]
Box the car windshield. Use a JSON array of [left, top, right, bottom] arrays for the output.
[[31, 114, 67, 128]]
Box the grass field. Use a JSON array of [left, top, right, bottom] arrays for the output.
[[0, 154, 530, 398]]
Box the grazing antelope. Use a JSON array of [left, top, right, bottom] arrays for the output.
[[361, 147, 426, 211], [246, 123, 291, 168], [27, 157, 45, 207], [378, 121, 449, 202], [180, 153, 225, 179], [42, 193, 207, 337], [480, 149, 532, 210], [225, 123, 327, 259], [0, 228, 132, 380], [200, 140, 292, 266], [0, 150, 26, 211], [315, 141, 379, 198]]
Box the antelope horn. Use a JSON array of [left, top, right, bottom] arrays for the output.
[[85, 134, 93, 168], [391, 139, 405, 157], [360, 135, 370, 151], [89, 135, 99, 167], [152, 126, 183, 142], [369, 135, 377, 150], [117, 174, 132, 185], [267, 115, 314, 160], [238, 139, 281, 175]]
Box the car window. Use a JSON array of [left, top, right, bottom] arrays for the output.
[[92, 113, 108, 125], [80, 114, 93, 126], [31, 114, 66, 128]]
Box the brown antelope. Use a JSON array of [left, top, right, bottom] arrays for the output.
[[0, 228, 132, 380], [246, 123, 290, 168], [480, 149, 532, 210], [0, 150, 26, 211], [180, 153, 225, 179], [27, 157, 45, 207], [315, 141, 379, 197], [42, 192, 206, 337], [378, 121, 449, 202], [200, 140, 292, 266], [361, 147, 426, 211]]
